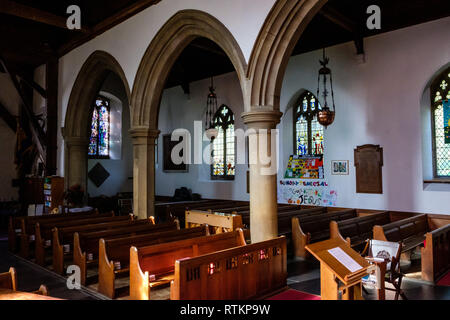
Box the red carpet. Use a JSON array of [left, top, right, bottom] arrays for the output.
[[267, 289, 321, 300], [437, 271, 450, 286]]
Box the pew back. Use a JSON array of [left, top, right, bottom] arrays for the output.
[[97, 226, 209, 298], [330, 211, 391, 246], [421, 224, 450, 283], [170, 236, 287, 300], [129, 230, 246, 299]]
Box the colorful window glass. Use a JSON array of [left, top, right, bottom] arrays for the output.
[[431, 67, 450, 177], [294, 91, 324, 156], [211, 105, 235, 180], [88, 97, 110, 158]]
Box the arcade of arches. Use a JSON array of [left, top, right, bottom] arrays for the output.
[[1, 0, 450, 301]]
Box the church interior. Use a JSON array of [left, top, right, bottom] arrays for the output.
[[0, 0, 450, 303]]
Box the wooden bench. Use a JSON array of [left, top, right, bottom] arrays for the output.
[[421, 223, 450, 283], [19, 211, 114, 259], [164, 200, 241, 223], [33, 214, 131, 265], [292, 209, 363, 258], [8, 209, 99, 253], [97, 225, 209, 298], [51, 217, 157, 274], [373, 214, 429, 252], [329, 211, 391, 248], [185, 210, 244, 234], [239, 206, 327, 230], [170, 236, 287, 300], [129, 229, 246, 300], [73, 221, 180, 286], [154, 199, 227, 222]]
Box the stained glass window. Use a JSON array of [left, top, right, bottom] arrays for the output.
[[431, 67, 450, 177], [294, 91, 324, 156], [211, 105, 235, 180], [88, 97, 110, 158]]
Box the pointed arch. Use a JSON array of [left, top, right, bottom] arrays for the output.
[[247, 0, 327, 111], [63, 50, 130, 192], [130, 9, 248, 130]]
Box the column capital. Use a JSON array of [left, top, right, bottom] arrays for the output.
[[241, 109, 283, 129], [129, 127, 160, 145], [64, 136, 88, 147]]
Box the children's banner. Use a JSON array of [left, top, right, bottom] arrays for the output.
[[278, 179, 337, 206], [444, 100, 450, 144], [284, 155, 324, 179]]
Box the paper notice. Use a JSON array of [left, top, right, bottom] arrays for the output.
[[328, 247, 363, 273]]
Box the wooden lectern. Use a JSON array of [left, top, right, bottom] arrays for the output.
[[305, 238, 370, 300]]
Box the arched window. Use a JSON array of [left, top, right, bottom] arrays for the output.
[[211, 105, 235, 180], [294, 91, 324, 156], [88, 96, 110, 158], [431, 67, 450, 177]]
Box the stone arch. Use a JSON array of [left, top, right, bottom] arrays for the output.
[[131, 9, 248, 129], [63, 50, 131, 195], [129, 9, 248, 219], [247, 0, 327, 111], [241, 0, 327, 242]]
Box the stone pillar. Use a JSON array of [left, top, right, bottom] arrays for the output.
[[241, 110, 282, 243], [130, 127, 160, 220], [64, 136, 88, 196]]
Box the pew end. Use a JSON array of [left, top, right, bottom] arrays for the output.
[[52, 227, 65, 274], [73, 232, 87, 286], [98, 238, 117, 299], [291, 217, 310, 259], [372, 225, 388, 241], [129, 246, 150, 300]]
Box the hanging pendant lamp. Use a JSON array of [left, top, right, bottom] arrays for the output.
[[316, 48, 336, 128]]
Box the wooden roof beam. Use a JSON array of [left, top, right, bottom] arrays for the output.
[[58, 0, 162, 56], [0, 101, 17, 132], [0, 0, 89, 33], [318, 5, 365, 55]]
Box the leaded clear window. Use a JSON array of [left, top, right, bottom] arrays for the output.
[[294, 91, 324, 156], [431, 67, 450, 177], [211, 105, 235, 180]]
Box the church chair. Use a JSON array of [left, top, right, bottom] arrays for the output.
[[363, 240, 407, 300]]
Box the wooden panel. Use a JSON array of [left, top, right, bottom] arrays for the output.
[[354, 144, 383, 194]]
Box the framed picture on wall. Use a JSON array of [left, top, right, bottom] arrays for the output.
[[331, 160, 349, 175], [163, 134, 188, 173]]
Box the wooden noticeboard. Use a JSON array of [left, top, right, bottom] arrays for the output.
[[354, 144, 383, 194]]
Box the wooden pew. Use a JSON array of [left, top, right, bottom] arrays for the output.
[[9, 209, 100, 253], [372, 214, 429, 252], [19, 211, 112, 259], [97, 226, 209, 299], [154, 199, 224, 222], [73, 221, 180, 286], [32, 214, 130, 264], [50, 217, 151, 273], [329, 211, 391, 248], [8, 210, 98, 252], [292, 209, 363, 258], [185, 210, 244, 234], [170, 236, 287, 300], [163, 200, 237, 222], [129, 229, 246, 300], [421, 223, 450, 283], [240, 206, 327, 230]]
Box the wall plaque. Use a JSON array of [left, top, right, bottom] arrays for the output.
[[354, 144, 383, 194]]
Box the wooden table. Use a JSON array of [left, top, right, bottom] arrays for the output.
[[0, 289, 62, 300]]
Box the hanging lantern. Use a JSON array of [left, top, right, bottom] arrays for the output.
[[316, 48, 336, 128], [205, 77, 218, 130]]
